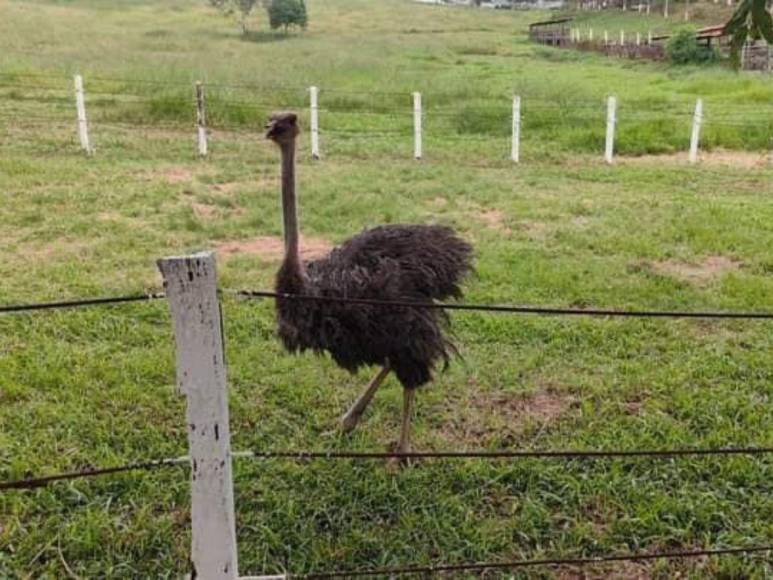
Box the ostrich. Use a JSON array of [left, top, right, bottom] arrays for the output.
[[265, 112, 473, 455]]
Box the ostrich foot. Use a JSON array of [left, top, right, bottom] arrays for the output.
[[386, 440, 414, 469], [340, 365, 390, 433]]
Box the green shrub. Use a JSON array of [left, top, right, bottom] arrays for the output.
[[268, 0, 307, 32], [666, 28, 719, 65]]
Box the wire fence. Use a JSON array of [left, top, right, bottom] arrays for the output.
[[1, 73, 772, 162], [297, 546, 773, 578], [2, 288, 773, 319], [3, 445, 772, 492], [4, 277, 772, 575]]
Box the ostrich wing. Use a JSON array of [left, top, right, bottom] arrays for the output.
[[312, 224, 473, 301]]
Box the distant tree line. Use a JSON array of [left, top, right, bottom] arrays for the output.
[[209, 0, 307, 35]]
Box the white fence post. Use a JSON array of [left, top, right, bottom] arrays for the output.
[[73, 74, 92, 155], [158, 252, 238, 580], [605, 95, 617, 164], [664, 0, 669, 18], [195, 81, 208, 158], [648, 30, 653, 44], [589, 28, 594, 42], [309, 85, 320, 160], [511, 95, 521, 164], [620, 30, 625, 45], [413, 91, 422, 160], [604, 30, 609, 45], [636, 32, 641, 46], [689, 98, 703, 164]]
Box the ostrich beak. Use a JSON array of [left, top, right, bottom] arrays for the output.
[[265, 119, 278, 140]]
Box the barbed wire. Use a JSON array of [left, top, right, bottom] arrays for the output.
[[0, 456, 188, 491], [296, 546, 773, 578], [3, 445, 771, 492], [0, 292, 165, 314], [2, 288, 772, 319], [2, 73, 771, 115], [234, 447, 773, 461], [232, 289, 773, 320]]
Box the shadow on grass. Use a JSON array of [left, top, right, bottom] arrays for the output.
[[241, 30, 292, 44]]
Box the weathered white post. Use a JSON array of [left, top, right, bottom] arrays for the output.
[[636, 32, 641, 46], [589, 28, 594, 42], [511, 95, 521, 164], [664, 0, 669, 18], [195, 82, 208, 158], [309, 85, 320, 160], [73, 74, 92, 155], [413, 91, 422, 160], [689, 98, 703, 164], [159, 252, 238, 580], [620, 30, 625, 45], [605, 95, 617, 164], [604, 30, 609, 45], [648, 30, 653, 44]]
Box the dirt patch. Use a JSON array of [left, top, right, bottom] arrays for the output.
[[161, 166, 196, 184], [651, 255, 742, 284], [571, 216, 591, 228], [620, 149, 768, 168], [210, 182, 244, 194], [192, 202, 218, 220], [214, 235, 332, 261], [477, 209, 507, 231], [556, 560, 654, 579], [518, 220, 551, 240], [442, 387, 575, 446]]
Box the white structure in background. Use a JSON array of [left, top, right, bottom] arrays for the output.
[[414, 0, 567, 8]]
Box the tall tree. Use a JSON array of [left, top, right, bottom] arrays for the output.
[[209, 0, 262, 35], [267, 0, 307, 32]]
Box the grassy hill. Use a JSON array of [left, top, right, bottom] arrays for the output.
[[0, 0, 772, 577]]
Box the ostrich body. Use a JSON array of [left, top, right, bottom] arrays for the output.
[[266, 113, 473, 454]]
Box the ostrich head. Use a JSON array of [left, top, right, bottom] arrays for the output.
[[265, 112, 300, 146]]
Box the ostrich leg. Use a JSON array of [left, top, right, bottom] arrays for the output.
[[341, 364, 390, 432], [396, 387, 416, 455]]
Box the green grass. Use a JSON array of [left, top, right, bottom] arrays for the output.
[[1, 0, 773, 577]]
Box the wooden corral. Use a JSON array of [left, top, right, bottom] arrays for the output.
[[532, 19, 770, 71], [528, 17, 573, 46]]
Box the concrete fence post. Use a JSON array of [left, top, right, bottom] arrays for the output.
[[74, 74, 92, 155], [158, 252, 239, 580], [605, 95, 617, 164]]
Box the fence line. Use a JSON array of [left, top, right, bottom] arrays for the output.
[[5, 445, 773, 492], [234, 447, 773, 460], [4, 251, 773, 577], [2, 75, 772, 163], [0, 456, 188, 491], [298, 546, 773, 578], [3, 288, 773, 319], [0, 292, 165, 314], [232, 289, 773, 320]]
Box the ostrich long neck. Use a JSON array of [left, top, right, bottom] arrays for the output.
[[280, 139, 301, 266]]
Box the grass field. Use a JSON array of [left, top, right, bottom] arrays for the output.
[[1, 0, 773, 577]]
